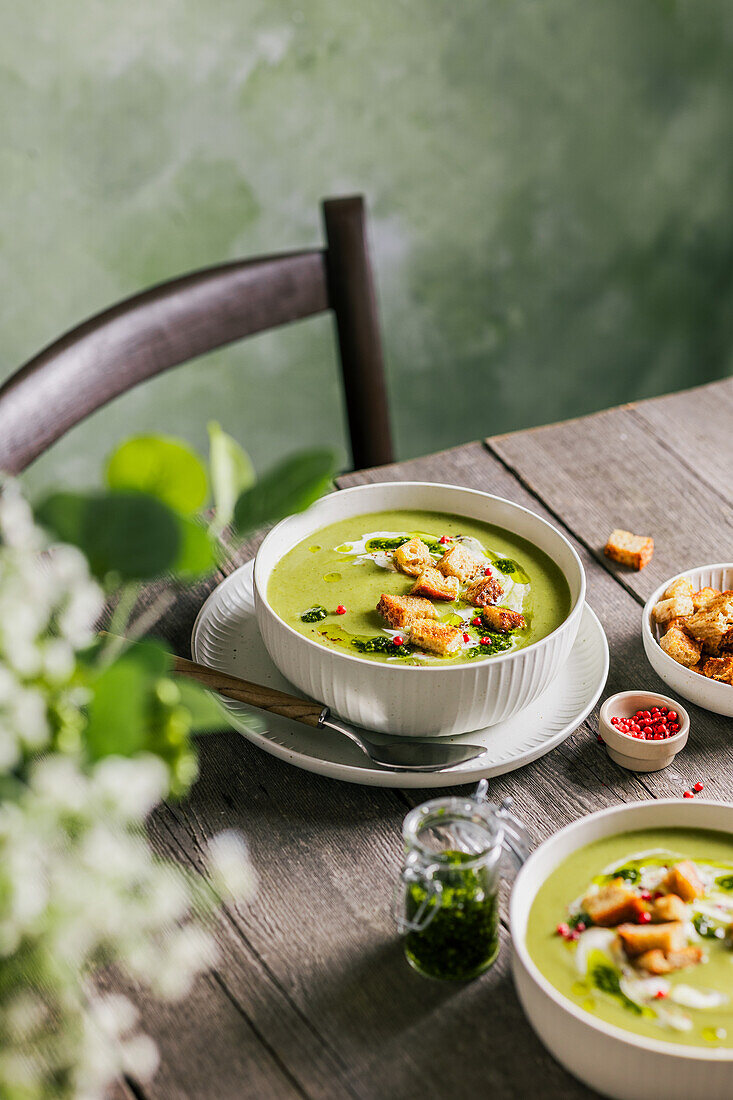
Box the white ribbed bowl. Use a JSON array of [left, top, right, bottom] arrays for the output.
[[511, 800, 733, 1100], [253, 482, 585, 736], [642, 564, 733, 717]]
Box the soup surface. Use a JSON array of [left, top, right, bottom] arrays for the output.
[[267, 509, 570, 665], [527, 828, 733, 1047]]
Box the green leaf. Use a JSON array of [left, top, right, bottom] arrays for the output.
[[84, 492, 181, 581], [106, 435, 208, 515], [85, 641, 171, 760], [175, 679, 229, 732], [208, 421, 255, 533], [38, 490, 182, 581], [233, 449, 337, 537], [174, 517, 218, 580]]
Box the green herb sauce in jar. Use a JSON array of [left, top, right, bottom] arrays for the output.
[[404, 850, 500, 981]]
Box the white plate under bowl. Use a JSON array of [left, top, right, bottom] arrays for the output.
[[191, 561, 609, 788], [642, 563, 733, 717]]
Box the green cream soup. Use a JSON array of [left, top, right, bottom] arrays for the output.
[[527, 828, 733, 1048], [267, 509, 570, 665]]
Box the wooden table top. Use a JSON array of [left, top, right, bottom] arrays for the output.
[[121, 377, 733, 1100]]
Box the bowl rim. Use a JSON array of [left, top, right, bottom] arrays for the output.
[[510, 798, 733, 1061], [253, 481, 586, 674], [641, 563, 733, 699]]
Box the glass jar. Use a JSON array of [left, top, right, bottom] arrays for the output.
[[394, 780, 531, 981]]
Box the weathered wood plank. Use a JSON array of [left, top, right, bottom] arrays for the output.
[[629, 377, 733, 500], [489, 395, 733, 606]]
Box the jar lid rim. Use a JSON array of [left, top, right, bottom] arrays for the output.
[[402, 796, 503, 865]]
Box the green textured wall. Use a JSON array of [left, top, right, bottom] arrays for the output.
[[3, 0, 732, 490]]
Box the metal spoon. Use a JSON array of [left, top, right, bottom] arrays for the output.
[[171, 654, 487, 773]]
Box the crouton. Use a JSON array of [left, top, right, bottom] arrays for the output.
[[693, 587, 720, 612], [481, 606, 527, 633], [663, 861, 704, 902], [653, 595, 695, 624], [582, 881, 644, 927], [410, 568, 460, 601], [700, 655, 733, 685], [409, 618, 462, 657], [604, 529, 654, 570], [684, 607, 730, 652], [376, 594, 437, 630], [722, 627, 733, 651], [660, 626, 702, 668], [393, 538, 433, 577], [437, 544, 483, 583], [616, 921, 686, 958], [650, 894, 688, 923], [635, 945, 703, 974], [465, 574, 504, 608], [635, 949, 673, 975], [665, 946, 704, 971], [664, 577, 695, 601]]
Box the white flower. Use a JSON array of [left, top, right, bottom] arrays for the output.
[[207, 830, 257, 902]]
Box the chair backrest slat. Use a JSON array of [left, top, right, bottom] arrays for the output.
[[0, 195, 393, 475]]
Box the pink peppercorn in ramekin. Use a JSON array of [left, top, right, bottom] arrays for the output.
[[598, 690, 690, 772]]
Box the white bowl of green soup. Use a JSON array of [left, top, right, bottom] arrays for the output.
[[253, 482, 584, 736], [511, 800, 733, 1100]]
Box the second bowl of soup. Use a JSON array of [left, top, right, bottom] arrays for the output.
[[254, 482, 585, 735]]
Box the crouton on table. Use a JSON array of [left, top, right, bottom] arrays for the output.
[[481, 606, 527, 633], [653, 595, 695, 623], [410, 568, 460, 601], [664, 861, 704, 902], [700, 655, 733, 684], [376, 594, 437, 630], [616, 921, 686, 958], [437, 544, 483, 583], [465, 574, 504, 608], [660, 626, 701, 668], [393, 538, 433, 577], [582, 881, 643, 927], [604, 529, 654, 570], [409, 618, 462, 657]]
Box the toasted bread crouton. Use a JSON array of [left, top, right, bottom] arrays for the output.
[[410, 568, 460, 601], [650, 894, 688, 923], [465, 574, 504, 608], [664, 577, 695, 601], [660, 626, 701, 668], [437, 544, 483, 583], [617, 921, 686, 958], [684, 607, 730, 652], [693, 587, 720, 612], [409, 618, 462, 657], [653, 595, 695, 623], [582, 881, 643, 927], [376, 594, 437, 630], [700, 655, 733, 684], [393, 538, 433, 577], [604, 529, 654, 570], [635, 949, 673, 975], [480, 606, 527, 633], [664, 861, 704, 902], [666, 946, 704, 971]]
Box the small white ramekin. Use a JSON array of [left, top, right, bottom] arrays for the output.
[[253, 482, 586, 736], [511, 799, 733, 1100], [599, 690, 689, 771], [642, 564, 733, 717]]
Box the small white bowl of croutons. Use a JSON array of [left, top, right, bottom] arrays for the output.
[[642, 565, 733, 717]]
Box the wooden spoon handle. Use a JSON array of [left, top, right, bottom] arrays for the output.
[[171, 654, 325, 729]]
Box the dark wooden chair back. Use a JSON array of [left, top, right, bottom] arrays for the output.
[[0, 195, 393, 475]]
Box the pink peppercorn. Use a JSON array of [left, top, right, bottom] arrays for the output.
[[336, 604, 346, 615], [683, 791, 694, 799], [694, 782, 704, 792], [393, 636, 404, 646]]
